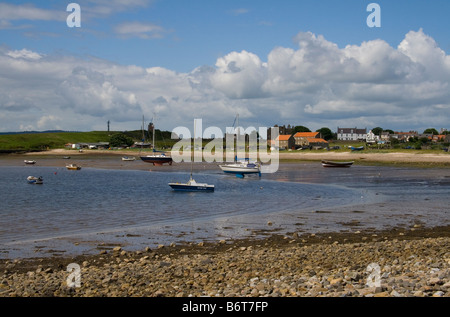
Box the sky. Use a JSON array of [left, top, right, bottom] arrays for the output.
[[0, 0, 449, 134]]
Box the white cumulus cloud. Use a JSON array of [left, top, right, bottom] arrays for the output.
[[0, 29, 449, 133]]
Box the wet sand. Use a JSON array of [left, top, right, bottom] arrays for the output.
[[20, 148, 450, 164]]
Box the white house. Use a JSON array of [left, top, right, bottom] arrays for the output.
[[366, 130, 379, 144], [337, 127, 367, 141]]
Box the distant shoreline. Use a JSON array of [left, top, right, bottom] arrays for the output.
[[13, 148, 450, 167]]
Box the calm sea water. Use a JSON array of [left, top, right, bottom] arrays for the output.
[[0, 163, 449, 258]]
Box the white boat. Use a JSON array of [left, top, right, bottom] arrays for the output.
[[122, 156, 136, 161], [219, 160, 261, 177], [219, 114, 261, 178], [24, 160, 36, 165], [66, 164, 81, 170], [27, 176, 43, 184]]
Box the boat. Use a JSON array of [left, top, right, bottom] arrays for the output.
[[66, 164, 81, 170], [27, 176, 43, 184], [122, 156, 136, 161], [63, 156, 71, 159], [139, 115, 173, 166], [24, 160, 36, 165], [218, 114, 261, 178], [219, 160, 261, 178], [349, 146, 364, 151], [140, 153, 172, 166], [169, 176, 215, 192], [168, 119, 214, 192], [321, 160, 354, 168]]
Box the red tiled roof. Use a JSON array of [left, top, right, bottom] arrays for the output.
[[294, 132, 319, 138], [277, 135, 293, 141]]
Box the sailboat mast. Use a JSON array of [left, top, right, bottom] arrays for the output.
[[152, 115, 156, 152], [191, 119, 195, 178]]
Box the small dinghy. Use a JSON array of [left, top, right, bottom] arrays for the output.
[[66, 164, 81, 170], [27, 176, 43, 184], [321, 160, 354, 168]]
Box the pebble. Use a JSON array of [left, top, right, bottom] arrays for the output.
[[0, 236, 448, 297]]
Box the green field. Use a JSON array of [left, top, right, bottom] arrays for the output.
[[0, 131, 112, 151], [0, 130, 182, 152]]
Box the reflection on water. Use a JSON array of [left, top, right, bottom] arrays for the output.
[[0, 163, 449, 258]]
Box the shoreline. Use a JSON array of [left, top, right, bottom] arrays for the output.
[[1, 151, 449, 297], [14, 148, 450, 166], [1, 225, 449, 297]]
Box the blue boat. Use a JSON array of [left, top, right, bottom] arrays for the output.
[[168, 119, 214, 191], [169, 176, 215, 192], [349, 146, 364, 151], [140, 153, 173, 166]]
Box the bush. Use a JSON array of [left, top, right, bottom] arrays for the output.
[[110, 133, 134, 147]]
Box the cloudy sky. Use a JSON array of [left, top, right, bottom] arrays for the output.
[[1, 0, 449, 134]]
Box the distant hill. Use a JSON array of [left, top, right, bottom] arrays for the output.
[[0, 130, 77, 135]]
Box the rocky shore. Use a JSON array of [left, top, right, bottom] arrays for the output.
[[1, 226, 449, 297]]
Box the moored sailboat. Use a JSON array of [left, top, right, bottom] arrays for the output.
[[218, 114, 261, 178], [139, 115, 173, 166]]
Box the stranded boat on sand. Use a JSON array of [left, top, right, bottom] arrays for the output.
[[66, 164, 81, 170], [321, 160, 354, 168]]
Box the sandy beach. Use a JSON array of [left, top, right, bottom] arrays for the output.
[[1, 149, 449, 298], [20, 148, 450, 165]]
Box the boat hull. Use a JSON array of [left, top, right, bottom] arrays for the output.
[[169, 183, 214, 192], [321, 160, 354, 168], [27, 176, 43, 184], [219, 164, 260, 174], [140, 156, 173, 166], [66, 164, 81, 170]]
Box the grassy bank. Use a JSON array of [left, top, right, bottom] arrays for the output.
[[0, 131, 114, 151]]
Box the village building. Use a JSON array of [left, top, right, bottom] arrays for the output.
[[366, 130, 379, 144], [66, 142, 109, 150], [395, 131, 418, 142], [337, 127, 367, 141], [432, 135, 446, 143], [274, 134, 295, 150], [293, 132, 328, 148]]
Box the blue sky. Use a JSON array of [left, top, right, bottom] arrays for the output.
[[1, 0, 449, 133]]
